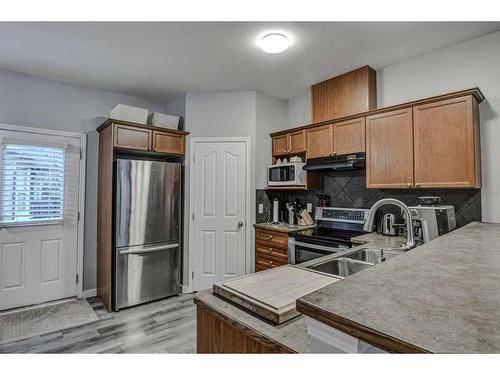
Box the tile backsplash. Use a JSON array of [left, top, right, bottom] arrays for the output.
[[256, 169, 481, 229]]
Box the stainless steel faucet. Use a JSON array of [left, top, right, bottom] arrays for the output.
[[363, 198, 416, 251]]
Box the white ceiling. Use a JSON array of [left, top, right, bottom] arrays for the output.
[[0, 22, 499, 102]]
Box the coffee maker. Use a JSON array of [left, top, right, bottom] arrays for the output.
[[407, 197, 456, 243]]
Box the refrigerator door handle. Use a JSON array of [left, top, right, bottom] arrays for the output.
[[119, 169, 126, 238], [119, 242, 179, 255]]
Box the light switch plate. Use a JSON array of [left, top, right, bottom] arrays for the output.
[[258, 203, 264, 214], [307, 203, 313, 212]]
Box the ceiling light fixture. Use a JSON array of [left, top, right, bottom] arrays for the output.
[[258, 32, 290, 54]]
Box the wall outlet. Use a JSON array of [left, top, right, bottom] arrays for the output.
[[307, 203, 313, 213], [258, 203, 264, 214]]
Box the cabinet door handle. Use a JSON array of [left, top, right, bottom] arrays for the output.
[[269, 235, 273, 239]]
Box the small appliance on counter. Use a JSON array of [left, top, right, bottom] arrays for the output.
[[272, 198, 281, 224], [408, 204, 456, 243], [381, 213, 398, 236], [267, 162, 306, 186], [286, 202, 295, 226]]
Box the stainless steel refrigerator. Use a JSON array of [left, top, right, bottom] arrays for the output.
[[114, 159, 181, 310]]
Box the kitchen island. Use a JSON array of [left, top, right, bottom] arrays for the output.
[[194, 232, 405, 353], [297, 222, 500, 353], [195, 222, 500, 353]]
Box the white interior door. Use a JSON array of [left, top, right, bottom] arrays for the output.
[[0, 129, 81, 311], [193, 140, 247, 291]]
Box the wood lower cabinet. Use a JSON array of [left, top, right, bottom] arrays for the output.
[[254, 228, 288, 272], [114, 124, 152, 151], [333, 117, 365, 155], [153, 130, 185, 155], [306, 124, 334, 159], [195, 299, 293, 353], [413, 95, 481, 188], [366, 108, 414, 189]]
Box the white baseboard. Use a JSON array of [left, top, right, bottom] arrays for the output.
[[182, 285, 194, 294], [82, 288, 97, 299]]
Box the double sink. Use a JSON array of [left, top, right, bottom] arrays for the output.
[[307, 248, 400, 278]]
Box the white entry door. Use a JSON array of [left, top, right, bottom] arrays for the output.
[[192, 139, 248, 291], [0, 128, 82, 311]]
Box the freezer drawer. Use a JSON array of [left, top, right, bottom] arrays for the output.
[[114, 242, 180, 310]]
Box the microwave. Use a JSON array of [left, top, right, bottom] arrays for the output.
[[267, 162, 306, 186]]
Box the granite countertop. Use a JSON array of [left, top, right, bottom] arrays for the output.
[[253, 222, 316, 233], [297, 222, 500, 353]]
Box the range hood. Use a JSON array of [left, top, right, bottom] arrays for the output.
[[303, 153, 365, 172]]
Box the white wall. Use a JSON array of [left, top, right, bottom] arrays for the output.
[[255, 92, 289, 188], [0, 68, 166, 291], [378, 31, 500, 223], [288, 90, 311, 128]]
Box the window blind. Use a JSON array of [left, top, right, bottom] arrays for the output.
[[0, 143, 66, 224]]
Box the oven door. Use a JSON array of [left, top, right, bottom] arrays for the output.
[[289, 238, 349, 264]]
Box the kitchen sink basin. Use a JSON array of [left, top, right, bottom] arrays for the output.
[[344, 248, 384, 264], [308, 258, 373, 278]]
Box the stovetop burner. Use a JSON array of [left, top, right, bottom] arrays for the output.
[[291, 206, 370, 246]]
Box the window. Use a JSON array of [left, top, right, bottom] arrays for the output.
[[0, 143, 66, 225]]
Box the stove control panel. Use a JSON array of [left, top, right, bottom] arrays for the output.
[[315, 207, 370, 223]]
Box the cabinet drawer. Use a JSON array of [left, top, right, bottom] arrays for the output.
[[255, 229, 288, 248], [255, 253, 287, 271], [114, 124, 152, 151], [153, 131, 185, 155], [255, 241, 288, 261]]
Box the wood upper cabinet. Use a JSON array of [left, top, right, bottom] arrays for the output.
[[306, 124, 334, 159], [105, 120, 188, 155], [312, 66, 377, 122], [272, 130, 306, 155], [287, 130, 306, 154], [413, 96, 481, 188], [114, 124, 152, 151], [272, 134, 288, 155], [366, 108, 414, 188], [333, 117, 365, 155], [153, 130, 185, 155]]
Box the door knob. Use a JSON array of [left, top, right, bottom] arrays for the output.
[[237, 221, 244, 228]]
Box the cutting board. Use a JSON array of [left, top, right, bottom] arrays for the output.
[[213, 265, 339, 324]]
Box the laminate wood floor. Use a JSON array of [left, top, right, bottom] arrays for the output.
[[0, 293, 196, 353]]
